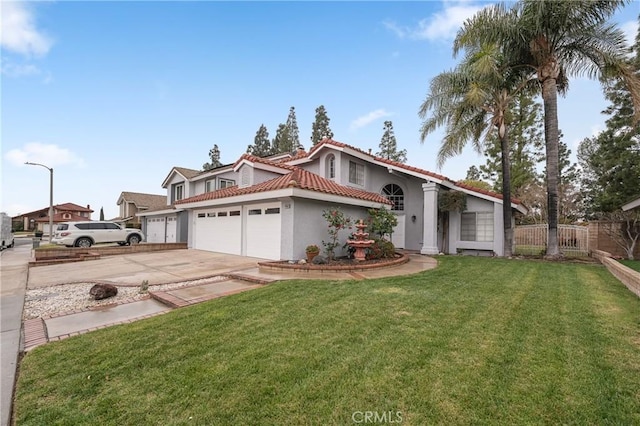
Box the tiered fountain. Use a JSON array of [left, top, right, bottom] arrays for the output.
[[347, 220, 375, 261]]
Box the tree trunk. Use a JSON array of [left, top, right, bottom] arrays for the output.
[[500, 131, 513, 257], [541, 76, 561, 258]]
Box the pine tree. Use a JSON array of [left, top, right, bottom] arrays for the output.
[[246, 124, 273, 157], [310, 105, 334, 145], [376, 121, 407, 163], [202, 144, 222, 170], [578, 20, 640, 216], [99, 207, 104, 221], [286, 106, 300, 149], [272, 123, 291, 154]]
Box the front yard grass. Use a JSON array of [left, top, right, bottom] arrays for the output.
[[14, 257, 640, 425]]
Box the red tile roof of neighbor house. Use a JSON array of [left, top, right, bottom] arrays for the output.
[[176, 167, 392, 206], [12, 203, 93, 218], [35, 213, 91, 222], [233, 153, 299, 171]]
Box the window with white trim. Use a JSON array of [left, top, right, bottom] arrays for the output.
[[382, 184, 404, 211], [348, 161, 364, 186], [205, 179, 215, 192], [460, 212, 494, 242], [175, 184, 184, 201], [218, 178, 235, 189], [327, 155, 335, 179]]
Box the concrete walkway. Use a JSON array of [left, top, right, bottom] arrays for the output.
[[0, 242, 30, 426]]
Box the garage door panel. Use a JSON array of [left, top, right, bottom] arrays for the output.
[[194, 209, 241, 255], [147, 218, 165, 243], [246, 203, 281, 260]]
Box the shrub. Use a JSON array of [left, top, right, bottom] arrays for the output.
[[367, 238, 395, 260], [322, 208, 352, 261]]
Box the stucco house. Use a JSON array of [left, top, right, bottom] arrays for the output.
[[113, 191, 168, 226], [12, 203, 93, 233], [138, 139, 527, 260]]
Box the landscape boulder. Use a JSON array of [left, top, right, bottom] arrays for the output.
[[89, 283, 118, 300], [312, 255, 328, 265]]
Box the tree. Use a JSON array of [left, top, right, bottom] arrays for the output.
[[286, 106, 300, 149], [272, 123, 291, 154], [246, 124, 273, 157], [419, 42, 533, 257], [202, 144, 222, 170], [579, 17, 640, 216], [597, 210, 640, 260], [455, 0, 640, 258], [310, 105, 334, 145], [479, 93, 544, 199], [99, 207, 104, 221], [376, 121, 407, 163]]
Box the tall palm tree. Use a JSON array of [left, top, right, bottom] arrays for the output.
[[455, 0, 640, 259], [419, 43, 534, 257]]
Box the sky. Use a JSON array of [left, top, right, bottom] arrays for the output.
[[1, 0, 638, 220]]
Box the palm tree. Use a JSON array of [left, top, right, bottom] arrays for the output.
[[419, 43, 534, 257], [454, 0, 640, 259]]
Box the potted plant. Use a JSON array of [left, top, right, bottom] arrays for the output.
[[305, 244, 320, 262]]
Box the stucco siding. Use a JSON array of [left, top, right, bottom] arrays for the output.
[[290, 199, 370, 260]]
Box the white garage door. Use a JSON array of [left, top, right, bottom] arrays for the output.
[[146, 218, 166, 243], [165, 216, 177, 243], [194, 208, 241, 255], [246, 203, 281, 260]]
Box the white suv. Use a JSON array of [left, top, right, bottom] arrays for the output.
[[52, 221, 145, 248]]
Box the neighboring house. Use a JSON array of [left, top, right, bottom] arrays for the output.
[[622, 196, 640, 212], [13, 203, 93, 233], [113, 191, 168, 226], [138, 139, 526, 260]]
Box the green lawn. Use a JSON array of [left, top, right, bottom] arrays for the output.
[[14, 257, 640, 425], [620, 259, 640, 272]]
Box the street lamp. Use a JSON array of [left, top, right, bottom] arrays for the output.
[[25, 162, 54, 244]]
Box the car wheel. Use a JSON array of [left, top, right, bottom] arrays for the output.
[[127, 234, 141, 245], [75, 237, 92, 248]]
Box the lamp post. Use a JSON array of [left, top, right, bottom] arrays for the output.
[[25, 162, 54, 244]]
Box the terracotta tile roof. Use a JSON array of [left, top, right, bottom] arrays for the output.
[[308, 139, 523, 206], [233, 153, 298, 171], [54, 202, 93, 212], [119, 192, 167, 210], [35, 213, 91, 223], [453, 181, 522, 205], [176, 168, 392, 206]]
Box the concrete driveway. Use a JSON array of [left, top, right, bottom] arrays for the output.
[[27, 249, 269, 288]]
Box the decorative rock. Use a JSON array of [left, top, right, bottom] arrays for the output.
[[298, 259, 307, 264], [312, 255, 327, 265], [89, 283, 118, 300]]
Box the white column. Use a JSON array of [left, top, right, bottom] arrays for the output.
[[421, 182, 439, 255]]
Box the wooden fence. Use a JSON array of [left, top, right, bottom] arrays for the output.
[[514, 224, 589, 257]]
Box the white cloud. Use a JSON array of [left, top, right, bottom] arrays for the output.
[[350, 109, 392, 131], [5, 143, 86, 168], [620, 20, 638, 49], [1, 1, 53, 56], [384, 1, 486, 42]]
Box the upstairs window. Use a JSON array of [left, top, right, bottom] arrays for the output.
[[205, 179, 215, 192], [348, 161, 364, 186], [219, 178, 235, 189], [327, 154, 335, 179], [175, 184, 184, 201], [382, 184, 404, 211]]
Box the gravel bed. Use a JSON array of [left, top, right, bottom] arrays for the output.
[[24, 276, 229, 320]]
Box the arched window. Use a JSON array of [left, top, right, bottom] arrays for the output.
[[382, 184, 404, 211], [326, 154, 335, 179]]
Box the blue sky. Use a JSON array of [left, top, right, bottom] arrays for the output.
[[2, 1, 638, 220]]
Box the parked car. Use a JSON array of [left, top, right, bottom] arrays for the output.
[[52, 221, 144, 248]]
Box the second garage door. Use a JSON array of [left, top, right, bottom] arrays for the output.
[[246, 203, 281, 259]]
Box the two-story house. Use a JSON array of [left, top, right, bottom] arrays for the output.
[[137, 139, 527, 259]]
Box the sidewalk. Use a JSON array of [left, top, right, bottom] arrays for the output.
[[0, 243, 30, 426]]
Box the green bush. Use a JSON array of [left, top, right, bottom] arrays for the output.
[[367, 238, 395, 260]]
